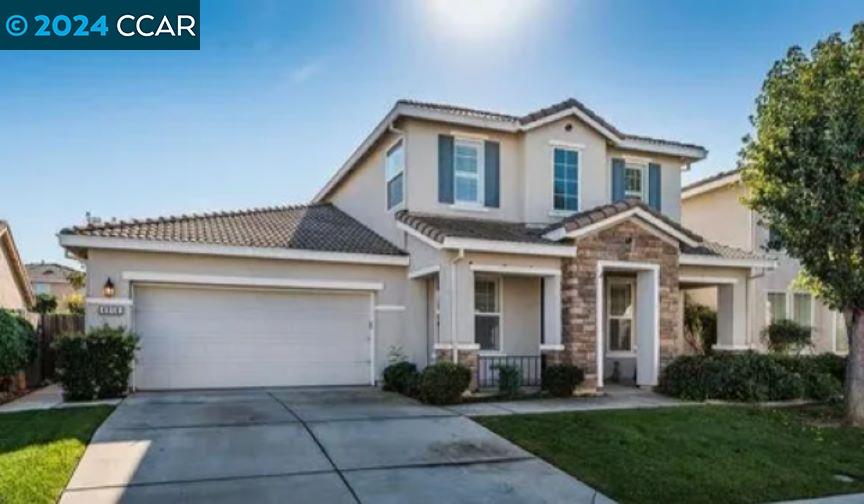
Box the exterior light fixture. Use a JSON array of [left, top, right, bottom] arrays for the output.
[[102, 278, 115, 298]]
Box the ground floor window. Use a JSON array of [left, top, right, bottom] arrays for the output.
[[791, 293, 813, 332], [607, 278, 634, 353], [767, 292, 787, 323], [475, 276, 501, 351], [835, 312, 849, 353]]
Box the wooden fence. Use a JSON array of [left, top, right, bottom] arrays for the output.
[[24, 314, 84, 386]]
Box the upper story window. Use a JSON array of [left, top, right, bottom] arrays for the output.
[[385, 139, 405, 210], [624, 162, 645, 199], [454, 139, 484, 205], [553, 148, 579, 212], [33, 283, 51, 295]]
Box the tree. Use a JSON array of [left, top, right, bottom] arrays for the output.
[[739, 23, 864, 424], [33, 293, 58, 315], [66, 270, 85, 291], [64, 293, 85, 316]]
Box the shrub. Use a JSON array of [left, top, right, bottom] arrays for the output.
[[803, 372, 842, 401], [658, 352, 808, 402], [418, 362, 471, 405], [54, 325, 137, 401], [807, 353, 846, 384], [382, 361, 420, 396], [495, 364, 521, 398], [761, 319, 812, 354], [542, 364, 584, 397], [683, 296, 717, 354], [0, 310, 36, 385]]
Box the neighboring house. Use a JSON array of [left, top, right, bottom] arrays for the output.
[[681, 169, 846, 355], [0, 220, 35, 312], [58, 98, 773, 391], [26, 261, 84, 300]]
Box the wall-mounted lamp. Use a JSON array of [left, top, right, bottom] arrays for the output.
[[102, 278, 115, 298]]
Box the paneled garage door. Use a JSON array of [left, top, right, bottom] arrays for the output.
[[132, 285, 372, 390]]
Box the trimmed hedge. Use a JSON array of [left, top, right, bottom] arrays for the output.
[[382, 361, 420, 397], [657, 352, 843, 402], [495, 364, 521, 398], [542, 364, 584, 397], [54, 325, 137, 401], [418, 362, 471, 405], [0, 309, 36, 383]]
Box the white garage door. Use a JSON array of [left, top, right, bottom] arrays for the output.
[[132, 285, 372, 390]]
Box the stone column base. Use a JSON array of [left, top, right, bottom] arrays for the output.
[[433, 344, 479, 392]]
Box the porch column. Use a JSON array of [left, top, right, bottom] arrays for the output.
[[715, 280, 748, 351], [541, 274, 563, 350]]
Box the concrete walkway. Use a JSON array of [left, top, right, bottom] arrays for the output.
[[0, 384, 120, 414], [449, 384, 685, 417], [59, 387, 614, 503]]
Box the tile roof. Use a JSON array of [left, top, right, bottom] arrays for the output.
[[25, 262, 82, 284], [396, 200, 768, 263], [682, 168, 741, 193], [61, 203, 406, 256], [549, 198, 704, 243], [398, 98, 706, 152], [395, 211, 555, 245]]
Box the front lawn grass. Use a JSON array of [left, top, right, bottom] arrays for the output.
[[0, 406, 113, 504], [476, 404, 864, 504]]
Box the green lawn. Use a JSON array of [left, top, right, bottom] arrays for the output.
[[476, 405, 864, 504], [0, 406, 113, 504]]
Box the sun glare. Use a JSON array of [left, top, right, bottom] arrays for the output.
[[424, 0, 540, 42]]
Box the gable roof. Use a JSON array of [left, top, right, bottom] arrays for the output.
[[0, 220, 35, 308], [26, 262, 81, 285], [59, 203, 407, 261], [314, 98, 708, 202], [682, 168, 741, 199]]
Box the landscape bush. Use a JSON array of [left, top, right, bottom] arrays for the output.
[[54, 325, 137, 401], [495, 364, 521, 398], [761, 319, 812, 354], [657, 352, 845, 402], [382, 361, 420, 396], [418, 361, 471, 405], [541, 364, 584, 397], [0, 310, 36, 387]]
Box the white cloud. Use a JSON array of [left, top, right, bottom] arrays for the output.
[[291, 62, 323, 84]]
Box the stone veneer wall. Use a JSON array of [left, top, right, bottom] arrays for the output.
[[434, 347, 479, 392], [557, 220, 681, 389]]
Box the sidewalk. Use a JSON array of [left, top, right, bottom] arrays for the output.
[[449, 384, 686, 417], [0, 384, 120, 414]]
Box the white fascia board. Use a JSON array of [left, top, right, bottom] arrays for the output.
[[469, 264, 561, 277], [313, 105, 400, 202], [442, 237, 576, 257], [617, 139, 707, 161], [544, 207, 699, 247], [58, 235, 409, 266], [681, 173, 741, 200], [408, 265, 440, 279], [679, 254, 777, 269], [679, 275, 739, 285], [396, 222, 444, 250], [122, 271, 384, 291], [520, 108, 622, 144]]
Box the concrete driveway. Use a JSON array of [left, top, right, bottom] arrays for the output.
[[60, 387, 609, 503]]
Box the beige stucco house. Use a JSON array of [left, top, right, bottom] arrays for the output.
[[26, 261, 84, 301], [0, 220, 34, 313], [59, 98, 774, 392], [682, 169, 847, 355]]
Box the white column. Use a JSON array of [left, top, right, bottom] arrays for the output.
[[540, 275, 563, 350]]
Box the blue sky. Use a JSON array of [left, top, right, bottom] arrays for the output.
[[1, 0, 861, 265]]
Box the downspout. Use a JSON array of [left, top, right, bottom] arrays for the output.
[[450, 248, 465, 363]]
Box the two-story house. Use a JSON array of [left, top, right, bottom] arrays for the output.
[[682, 168, 847, 355], [59, 98, 774, 392]]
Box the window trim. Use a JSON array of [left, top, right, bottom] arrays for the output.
[[474, 274, 503, 354], [453, 138, 485, 207], [606, 277, 636, 356], [551, 145, 582, 214], [384, 137, 405, 212], [624, 161, 647, 200]]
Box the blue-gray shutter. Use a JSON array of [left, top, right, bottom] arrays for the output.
[[611, 158, 626, 201], [438, 135, 454, 203], [484, 141, 500, 208], [648, 162, 661, 211]]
